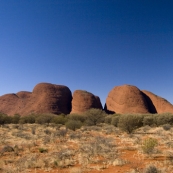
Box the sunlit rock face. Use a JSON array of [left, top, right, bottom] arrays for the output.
[[0, 83, 72, 116], [71, 90, 102, 114], [142, 90, 173, 114], [105, 85, 150, 114]]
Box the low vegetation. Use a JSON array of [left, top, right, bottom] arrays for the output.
[[0, 110, 173, 172]]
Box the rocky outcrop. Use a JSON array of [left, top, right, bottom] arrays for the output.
[[105, 85, 150, 114], [0, 83, 72, 116], [142, 90, 173, 114], [1, 83, 173, 116], [71, 90, 102, 114]]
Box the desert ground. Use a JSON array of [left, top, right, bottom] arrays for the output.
[[1, 122, 173, 173]]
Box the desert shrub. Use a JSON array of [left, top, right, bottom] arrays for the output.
[[104, 115, 112, 124], [57, 128, 68, 137], [155, 113, 173, 126], [144, 164, 160, 173], [39, 148, 48, 153], [11, 114, 21, 124], [143, 115, 155, 126], [142, 137, 158, 155], [51, 114, 67, 125], [67, 113, 86, 123], [31, 126, 36, 135], [162, 124, 171, 131], [111, 116, 120, 127], [35, 113, 56, 124], [19, 114, 36, 124], [44, 129, 52, 135], [84, 108, 106, 126], [65, 120, 82, 131], [118, 114, 144, 133], [0, 113, 12, 124], [79, 135, 116, 162]]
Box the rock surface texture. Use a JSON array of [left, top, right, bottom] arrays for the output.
[[105, 85, 150, 114], [142, 90, 173, 114], [1, 83, 173, 116], [105, 84, 173, 114], [71, 90, 102, 114], [0, 83, 72, 116]]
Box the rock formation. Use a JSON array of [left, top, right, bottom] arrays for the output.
[[1, 83, 173, 116], [71, 90, 102, 114], [105, 85, 150, 114], [0, 83, 72, 116], [142, 90, 173, 114]]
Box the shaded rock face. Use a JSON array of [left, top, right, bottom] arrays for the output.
[[71, 90, 103, 114], [142, 90, 173, 114], [105, 85, 150, 114], [0, 83, 72, 116]]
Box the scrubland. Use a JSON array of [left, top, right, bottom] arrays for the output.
[[1, 109, 173, 173]]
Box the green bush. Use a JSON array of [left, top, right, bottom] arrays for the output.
[[12, 114, 21, 124], [111, 116, 120, 127], [0, 113, 11, 124], [65, 120, 82, 131], [67, 113, 86, 123], [19, 114, 36, 124], [104, 115, 112, 124], [143, 115, 155, 126], [155, 113, 173, 126], [51, 115, 67, 125], [142, 137, 158, 155], [118, 114, 144, 133], [35, 113, 56, 124], [84, 108, 106, 126]]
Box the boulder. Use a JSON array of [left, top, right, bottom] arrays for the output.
[[71, 90, 102, 114], [105, 85, 150, 114], [0, 83, 72, 115]]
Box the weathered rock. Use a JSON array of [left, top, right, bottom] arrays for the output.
[[142, 90, 173, 114], [71, 90, 102, 114], [0, 83, 72, 115], [105, 85, 150, 114]]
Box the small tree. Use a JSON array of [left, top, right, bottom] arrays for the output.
[[19, 114, 35, 124], [35, 114, 56, 124], [0, 113, 11, 124], [84, 108, 106, 126], [51, 115, 67, 125], [65, 120, 82, 131], [67, 113, 86, 123], [118, 114, 144, 133], [12, 114, 21, 124]]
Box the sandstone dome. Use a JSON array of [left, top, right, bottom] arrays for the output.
[[0, 83, 72, 115], [71, 90, 102, 114], [142, 90, 173, 114], [105, 85, 150, 114]]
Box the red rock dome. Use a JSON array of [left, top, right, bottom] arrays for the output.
[[0, 83, 72, 115], [142, 90, 173, 114], [71, 90, 102, 114], [105, 85, 150, 114]]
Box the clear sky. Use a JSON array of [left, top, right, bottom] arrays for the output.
[[1, 0, 173, 106]]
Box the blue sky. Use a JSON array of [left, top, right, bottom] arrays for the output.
[[0, 0, 173, 106]]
